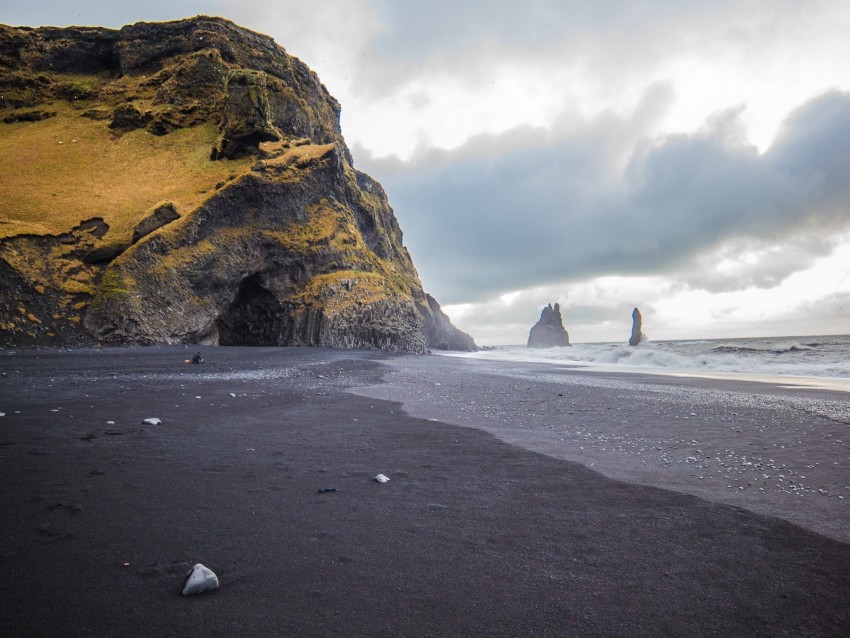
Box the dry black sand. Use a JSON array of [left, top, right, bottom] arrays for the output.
[[0, 346, 848, 637]]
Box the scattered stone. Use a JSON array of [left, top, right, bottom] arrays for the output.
[[182, 563, 219, 596], [142, 417, 162, 425], [374, 474, 390, 483]]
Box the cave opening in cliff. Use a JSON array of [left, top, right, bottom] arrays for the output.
[[217, 274, 285, 346]]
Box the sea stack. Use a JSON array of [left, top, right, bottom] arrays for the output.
[[629, 307, 644, 346], [527, 303, 570, 348]]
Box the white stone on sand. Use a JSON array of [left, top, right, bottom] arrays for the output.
[[374, 474, 390, 483], [182, 563, 219, 596], [142, 417, 162, 425]]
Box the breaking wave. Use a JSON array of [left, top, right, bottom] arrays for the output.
[[451, 335, 850, 380]]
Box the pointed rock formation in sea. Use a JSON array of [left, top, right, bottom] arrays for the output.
[[629, 307, 644, 346], [527, 303, 570, 348]]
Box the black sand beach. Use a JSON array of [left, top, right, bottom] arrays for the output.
[[1, 346, 848, 636]]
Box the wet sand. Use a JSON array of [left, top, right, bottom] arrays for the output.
[[1, 346, 848, 636], [354, 354, 850, 544]]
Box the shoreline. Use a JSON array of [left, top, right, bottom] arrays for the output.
[[1, 346, 848, 636], [443, 350, 850, 393], [353, 352, 850, 544]]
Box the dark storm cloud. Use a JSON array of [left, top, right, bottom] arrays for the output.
[[359, 91, 850, 304], [2, 0, 227, 28], [341, 0, 730, 99], [341, 0, 820, 105], [367, 0, 735, 56], [681, 234, 837, 293]]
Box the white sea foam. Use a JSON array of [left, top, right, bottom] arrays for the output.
[[444, 335, 850, 386]]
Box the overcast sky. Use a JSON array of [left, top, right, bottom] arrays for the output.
[[6, 1, 850, 343]]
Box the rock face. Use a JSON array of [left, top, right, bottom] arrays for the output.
[[421, 293, 477, 351], [629, 307, 644, 346], [527, 303, 570, 348], [0, 17, 474, 352]]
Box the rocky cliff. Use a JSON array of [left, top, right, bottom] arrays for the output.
[[0, 16, 475, 352], [527, 303, 570, 348]]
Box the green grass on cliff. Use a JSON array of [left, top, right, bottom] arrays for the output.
[[0, 103, 252, 241]]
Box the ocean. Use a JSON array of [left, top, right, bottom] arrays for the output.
[[446, 334, 850, 387]]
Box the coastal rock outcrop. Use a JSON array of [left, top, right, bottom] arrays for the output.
[[629, 307, 644, 346], [421, 293, 477, 351], [0, 16, 475, 352], [527, 303, 570, 348]]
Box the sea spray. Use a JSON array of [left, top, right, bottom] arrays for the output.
[[449, 335, 850, 380]]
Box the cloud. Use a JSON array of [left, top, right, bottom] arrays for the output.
[[359, 90, 850, 306], [3, 0, 232, 28], [449, 232, 850, 344], [274, 0, 850, 157]]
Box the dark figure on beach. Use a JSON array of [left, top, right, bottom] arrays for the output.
[[191, 352, 202, 364]]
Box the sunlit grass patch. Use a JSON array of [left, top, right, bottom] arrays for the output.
[[0, 105, 252, 240]]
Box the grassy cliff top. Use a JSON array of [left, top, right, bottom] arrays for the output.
[[0, 16, 346, 243], [0, 102, 252, 241]]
